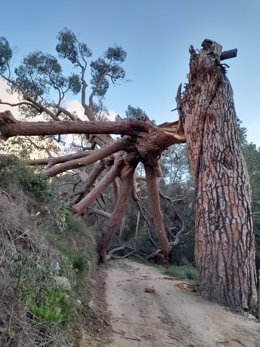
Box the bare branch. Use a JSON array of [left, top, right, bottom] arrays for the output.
[[0, 112, 149, 139], [88, 208, 112, 219], [26, 138, 53, 157], [29, 149, 95, 166], [54, 105, 78, 120], [43, 137, 133, 177], [72, 157, 124, 215], [71, 162, 105, 202]]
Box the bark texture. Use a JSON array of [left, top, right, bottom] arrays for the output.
[[182, 40, 257, 312], [145, 164, 172, 255]]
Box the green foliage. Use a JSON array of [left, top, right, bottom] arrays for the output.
[[43, 207, 96, 276], [125, 105, 148, 121], [242, 142, 260, 268], [14, 50, 81, 101], [90, 44, 126, 96], [136, 228, 155, 255], [3, 252, 71, 326], [68, 73, 81, 94], [72, 251, 90, 272], [0, 155, 50, 199], [105, 46, 127, 62], [28, 287, 70, 324], [1, 28, 127, 124], [236, 117, 248, 146], [0, 36, 12, 73], [165, 265, 199, 285], [65, 212, 85, 234], [0, 154, 97, 345], [57, 28, 127, 99], [161, 144, 190, 183], [56, 27, 92, 64], [0, 136, 60, 158]]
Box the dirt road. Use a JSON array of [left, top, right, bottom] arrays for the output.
[[103, 259, 260, 347]]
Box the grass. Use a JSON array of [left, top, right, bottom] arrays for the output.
[[165, 265, 200, 285]]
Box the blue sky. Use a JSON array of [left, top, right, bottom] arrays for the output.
[[1, 0, 260, 146]]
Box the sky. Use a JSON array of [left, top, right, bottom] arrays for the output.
[[0, 0, 259, 146]]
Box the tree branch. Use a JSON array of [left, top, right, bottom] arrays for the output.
[[144, 164, 172, 254], [97, 164, 136, 263], [0, 112, 149, 139], [88, 208, 112, 219], [71, 162, 105, 203], [26, 138, 53, 157], [29, 149, 95, 166], [72, 157, 124, 215], [43, 137, 133, 177], [136, 201, 159, 249]]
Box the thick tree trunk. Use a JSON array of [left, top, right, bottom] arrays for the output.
[[182, 40, 257, 312]]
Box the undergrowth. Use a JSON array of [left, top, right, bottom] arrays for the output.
[[165, 265, 200, 284], [0, 155, 97, 346]]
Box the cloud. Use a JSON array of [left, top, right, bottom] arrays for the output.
[[0, 79, 20, 118], [106, 110, 117, 121], [65, 99, 85, 120], [65, 99, 118, 121]]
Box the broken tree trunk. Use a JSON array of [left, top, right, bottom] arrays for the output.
[[181, 39, 257, 313]]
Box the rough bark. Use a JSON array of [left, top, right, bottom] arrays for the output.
[[182, 40, 257, 312]]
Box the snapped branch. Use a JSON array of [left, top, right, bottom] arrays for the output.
[[0, 111, 149, 139]]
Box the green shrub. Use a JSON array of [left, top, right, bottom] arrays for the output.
[[0, 155, 50, 199], [72, 251, 90, 272], [165, 265, 199, 284], [65, 212, 85, 233], [28, 287, 71, 324], [136, 228, 155, 255]]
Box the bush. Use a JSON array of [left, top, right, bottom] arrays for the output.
[[136, 228, 156, 255], [9, 254, 72, 326], [72, 251, 90, 272], [65, 212, 85, 234], [0, 155, 50, 199], [0, 154, 97, 345], [28, 287, 71, 324], [165, 265, 199, 285]]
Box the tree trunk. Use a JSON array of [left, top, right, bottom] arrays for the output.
[[97, 160, 137, 263], [182, 40, 257, 312], [145, 164, 172, 255]]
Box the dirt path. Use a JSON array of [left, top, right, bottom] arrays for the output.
[[102, 259, 260, 347]]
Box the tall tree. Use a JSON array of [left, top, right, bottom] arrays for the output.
[[181, 40, 257, 312], [0, 34, 257, 313]]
